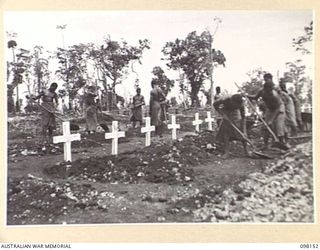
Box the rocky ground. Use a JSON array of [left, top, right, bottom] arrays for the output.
[[6, 111, 313, 225]]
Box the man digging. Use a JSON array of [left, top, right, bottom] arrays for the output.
[[214, 93, 252, 159], [32, 82, 59, 144], [247, 73, 289, 150]]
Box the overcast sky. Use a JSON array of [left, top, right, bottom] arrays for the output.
[[4, 11, 313, 103]]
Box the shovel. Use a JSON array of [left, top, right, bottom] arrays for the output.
[[234, 82, 289, 151], [221, 113, 273, 159]]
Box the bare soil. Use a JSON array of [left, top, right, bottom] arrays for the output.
[[7, 112, 312, 225]]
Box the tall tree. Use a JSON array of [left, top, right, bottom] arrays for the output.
[[7, 39, 20, 112], [162, 30, 226, 107], [89, 38, 150, 110], [55, 43, 90, 109], [32, 46, 51, 94], [151, 66, 174, 97], [89, 38, 150, 92]]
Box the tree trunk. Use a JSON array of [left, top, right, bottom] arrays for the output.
[[190, 83, 201, 107], [111, 78, 118, 110]]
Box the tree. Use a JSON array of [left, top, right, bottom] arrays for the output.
[[7, 39, 20, 112], [89, 38, 150, 110], [241, 68, 267, 95], [282, 59, 307, 99], [162, 30, 226, 107], [90, 38, 150, 92], [151, 66, 174, 97], [32, 46, 51, 94], [292, 21, 313, 55], [55, 43, 90, 109]]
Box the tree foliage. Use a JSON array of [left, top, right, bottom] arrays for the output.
[[292, 21, 313, 55], [151, 66, 174, 97], [89, 38, 150, 92], [55, 43, 90, 108], [162, 30, 226, 106], [282, 60, 307, 98], [241, 68, 267, 95], [32, 46, 51, 94]]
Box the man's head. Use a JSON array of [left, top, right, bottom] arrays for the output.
[[231, 94, 243, 106], [136, 87, 141, 94], [279, 79, 287, 92], [263, 73, 273, 84], [216, 86, 221, 94], [49, 82, 58, 91], [151, 79, 159, 89], [263, 73, 274, 92]]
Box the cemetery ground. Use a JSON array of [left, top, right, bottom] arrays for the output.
[[7, 109, 313, 225]]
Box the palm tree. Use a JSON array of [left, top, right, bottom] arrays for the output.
[[8, 40, 19, 112]]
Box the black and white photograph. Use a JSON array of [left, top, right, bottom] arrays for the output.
[[5, 10, 314, 225]]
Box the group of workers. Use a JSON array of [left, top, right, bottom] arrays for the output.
[[33, 72, 303, 159]]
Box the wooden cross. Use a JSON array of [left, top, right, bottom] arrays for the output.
[[105, 121, 125, 155], [141, 117, 155, 146], [192, 112, 203, 133], [205, 111, 214, 130], [53, 121, 81, 162], [168, 114, 180, 140]]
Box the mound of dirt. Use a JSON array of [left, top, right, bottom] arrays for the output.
[[7, 175, 100, 225], [44, 131, 220, 185]]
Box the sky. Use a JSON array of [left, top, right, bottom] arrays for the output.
[[4, 11, 313, 104]]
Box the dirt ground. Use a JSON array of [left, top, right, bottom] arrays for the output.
[[6, 111, 313, 225]]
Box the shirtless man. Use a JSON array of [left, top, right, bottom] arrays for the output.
[[247, 73, 287, 149]]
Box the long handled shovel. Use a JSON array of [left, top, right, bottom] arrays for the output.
[[221, 113, 273, 159], [234, 82, 289, 150]]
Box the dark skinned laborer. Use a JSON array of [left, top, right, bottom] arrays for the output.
[[247, 73, 288, 150], [130, 87, 145, 128], [33, 82, 59, 142], [214, 93, 251, 159]]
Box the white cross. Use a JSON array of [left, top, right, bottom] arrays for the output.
[[205, 111, 214, 130], [192, 112, 203, 133], [141, 117, 155, 146], [53, 121, 81, 162], [168, 114, 180, 140], [105, 121, 125, 155]]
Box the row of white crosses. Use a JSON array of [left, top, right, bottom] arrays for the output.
[[53, 112, 215, 162]]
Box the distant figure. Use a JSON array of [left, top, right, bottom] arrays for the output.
[[288, 89, 303, 131], [279, 80, 297, 137], [214, 86, 222, 101], [214, 94, 251, 159], [33, 82, 59, 142], [149, 79, 166, 137], [84, 86, 98, 134], [247, 73, 287, 149], [62, 99, 68, 115], [214, 86, 223, 126], [130, 87, 145, 128]]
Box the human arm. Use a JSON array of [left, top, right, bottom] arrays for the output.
[[32, 92, 43, 101], [54, 93, 59, 106], [149, 92, 153, 116], [141, 96, 145, 106], [240, 104, 247, 134]]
